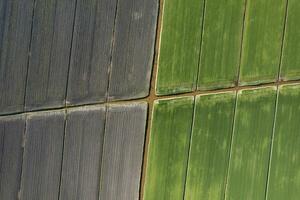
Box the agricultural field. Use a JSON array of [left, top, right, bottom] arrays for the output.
[[0, 0, 300, 199], [144, 85, 300, 199]]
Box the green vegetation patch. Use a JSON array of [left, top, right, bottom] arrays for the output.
[[156, 0, 204, 95], [144, 97, 194, 200], [280, 0, 300, 80], [198, 0, 245, 90], [185, 92, 236, 199], [225, 87, 277, 199], [267, 84, 300, 199], [239, 0, 287, 85]]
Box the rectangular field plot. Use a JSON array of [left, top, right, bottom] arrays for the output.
[[155, 0, 204, 95], [225, 87, 277, 199], [144, 97, 194, 200], [239, 0, 287, 85], [185, 92, 236, 199], [60, 106, 106, 200], [267, 84, 300, 200], [197, 0, 245, 90], [280, 0, 300, 81], [100, 103, 147, 200], [0, 116, 25, 199]]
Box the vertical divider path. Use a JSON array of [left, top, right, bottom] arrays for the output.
[[64, 0, 79, 108], [223, 91, 239, 200], [264, 86, 280, 200], [182, 96, 198, 200], [277, 0, 289, 80], [195, 0, 206, 89], [23, 0, 37, 113], [97, 104, 108, 199], [264, 2, 289, 197], [236, 0, 248, 86], [57, 109, 68, 200], [105, 0, 120, 103], [139, 0, 163, 198]]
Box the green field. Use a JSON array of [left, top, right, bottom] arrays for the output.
[[185, 92, 235, 199], [267, 84, 300, 200], [144, 97, 194, 200], [156, 0, 204, 95], [155, 0, 300, 95], [144, 85, 300, 199], [225, 87, 277, 200], [197, 0, 244, 90], [280, 0, 300, 80]]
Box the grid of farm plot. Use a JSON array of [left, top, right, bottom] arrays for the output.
[[1, 0, 300, 199], [0, 103, 147, 199], [156, 0, 300, 95], [144, 84, 300, 200], [0, 0, 158, 115]]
